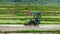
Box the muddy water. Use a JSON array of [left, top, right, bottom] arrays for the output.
[[0, 24, 60, 34], [0, 24, 60, 31], [0, 32, 59, 34]]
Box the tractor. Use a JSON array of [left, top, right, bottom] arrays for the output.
[[24, 11, 41, 26]]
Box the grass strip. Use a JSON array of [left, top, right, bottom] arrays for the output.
[[0, 23, 59, 24], [0, 30, 60, 33]]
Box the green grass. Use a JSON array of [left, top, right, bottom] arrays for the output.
[[0, 30, 60, 33], [0, 16, 60, 18], [0, 20, 59, 24], [0, 20, 25, 24], [0, 3, 60, 11], [0, 14, 60, 24]]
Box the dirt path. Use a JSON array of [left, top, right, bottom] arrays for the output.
[[0, 24, 60, 31]]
